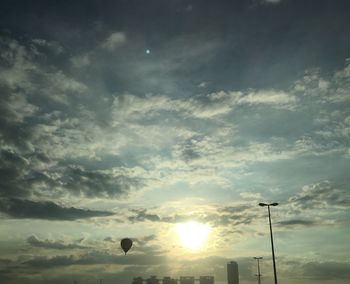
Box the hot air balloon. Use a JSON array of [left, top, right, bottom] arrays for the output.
[[120, 238, 133, 255]]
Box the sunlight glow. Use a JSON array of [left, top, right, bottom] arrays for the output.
[[176, 221, 211, 250]]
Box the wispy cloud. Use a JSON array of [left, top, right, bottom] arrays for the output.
[[288, 181, 350, 211]]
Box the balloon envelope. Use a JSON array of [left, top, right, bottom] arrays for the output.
[[120, 238, 133, 254]]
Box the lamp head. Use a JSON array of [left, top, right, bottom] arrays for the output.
[[270, 202, 279, 206], [259, 203, 267, 207]]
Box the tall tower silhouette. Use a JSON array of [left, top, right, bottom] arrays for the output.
[[227, 261, 239, 284]]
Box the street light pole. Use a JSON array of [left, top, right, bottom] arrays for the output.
[[253, 257, 263, 284], [259, 202, 279, 284]]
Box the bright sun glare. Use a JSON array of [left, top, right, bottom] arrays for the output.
[[176, 221, 211, 250]]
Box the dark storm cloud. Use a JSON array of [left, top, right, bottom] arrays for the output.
[[27, 235, 88, 250], [0, 198, 113, 220], [303, 261, 350, 280]]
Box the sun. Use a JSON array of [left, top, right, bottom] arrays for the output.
[[176, 221, 211, 250]]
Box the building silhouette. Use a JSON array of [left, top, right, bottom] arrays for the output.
[[227, 261, 239, 284], [199, 276, 214, 284], [132, 275, 215, 284], [147, 276, 160, 284], [163, 277, 177, 284], [180, 276, 195, 284], [133, 277, 144, 284]]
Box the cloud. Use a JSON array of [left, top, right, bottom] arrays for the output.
[[0, 83, 38, 152], [294, 58, 350, 104], [127, 203, 259, 228], [104, 237, 114, 242], [288, 181, 350, 211], [303, 261, 350, 280], [70, 54, 90, 68], [0, 36, 87, 103], [0, 36, 94, 164], [59, 165, 143, 198], [0, 198, 114, 220], [101, 32, 126, 51], [0, 34, 307, 207], [198, 82, 208, 88], [276, 219, 317, 227], [0, 149, 32, 198], [264, 0, 282, 3], [27, 235, 88, 250], [111, 89, 297, 124], [258, 0, 283, 4], [31, 38, 64, 54], [23, 251, 166, 268], [20, 252, 256, 284], [0, 143, 143, 199], [236, 90, 297, 109], [128, 209, 162, 223], [127, 208, 188, 224]]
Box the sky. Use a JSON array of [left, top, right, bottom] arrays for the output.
[[0, 0, 350, 283]]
